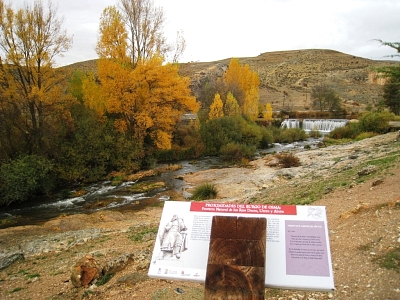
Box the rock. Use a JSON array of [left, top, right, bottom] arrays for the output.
[[0, 252, 24, 270], [371, 179, 384, 187], [102, 253, 135, 275], [358, 165, 377, 176], [71, 255, 102, 288]]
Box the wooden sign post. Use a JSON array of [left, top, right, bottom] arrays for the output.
[[205, 216, 266, 300]]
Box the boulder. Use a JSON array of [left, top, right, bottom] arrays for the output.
[[71, 255, 102, 288]]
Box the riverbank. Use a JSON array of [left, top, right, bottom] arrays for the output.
[[0, 132, 399, 299]]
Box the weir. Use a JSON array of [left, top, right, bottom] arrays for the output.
[[281, 119, 348, 133]]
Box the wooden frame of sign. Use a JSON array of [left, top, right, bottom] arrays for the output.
[[205, 216, 266, 300]]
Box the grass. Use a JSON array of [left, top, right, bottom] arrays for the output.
[[26, 273, 40, 279], [10, 287, 24, 293], [129, 226, 158, 242], [190, 183, 218, 200], [374, 247, 400, 273], [96, 273, 113, 286]]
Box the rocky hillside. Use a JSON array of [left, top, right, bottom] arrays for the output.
[[65, 49, 400, 114], [179, 49, 400, 114]]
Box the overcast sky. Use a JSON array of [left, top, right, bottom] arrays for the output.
[[8, 0, 400, 66]]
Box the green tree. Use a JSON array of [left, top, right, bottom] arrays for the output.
[[382, 73, 400, 115], [311, 84, 342, 112], [374, 39, 400, 114], [0, 154, 54, 205]]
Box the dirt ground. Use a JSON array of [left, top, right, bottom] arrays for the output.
[[0, 132, 399, 300]]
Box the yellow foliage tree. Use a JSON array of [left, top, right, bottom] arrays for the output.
[[224, 92, 241, 116], [96, 6, 129, 62], [88, 4, 198, 150], [209, 93, 224, 120], [93, 56, 199, 149], [264, 102, 273, 120], [0, 0, 73, 154], [223, 58, 260, 120], [243, 87, 259, 120]]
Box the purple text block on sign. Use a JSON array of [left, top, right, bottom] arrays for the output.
[[285, 220, 329, 277]]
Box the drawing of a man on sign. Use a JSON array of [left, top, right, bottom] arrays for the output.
[[159, 214, 188, 259]]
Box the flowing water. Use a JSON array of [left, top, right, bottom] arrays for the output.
[[0, 138, 325, 229], [281, 118, 348, 134], [0, 157, 223, 228]]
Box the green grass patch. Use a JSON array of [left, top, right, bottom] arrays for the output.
[[96, 273, 113, 286], [190, 183, 218, 200], [10, 287, 24, 293], [129, 226, 158, 242], [374, 247, 400, 273], [26, 273, 40, 279]]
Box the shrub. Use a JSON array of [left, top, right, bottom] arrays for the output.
[[259, 128, 274, 148], [275, 153, 301, 168], [276, 128, 307, 143], [190, 183, 218, 200], [0, 155, 55, 206], [199, 116, 265, 155], [355, 132, 377, 141], [308, 130, 322, 139], [219, 142, 256, 162], [358, 111, 394, 133], [328, 122, 361, 139]]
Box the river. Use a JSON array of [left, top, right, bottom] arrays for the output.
[[0, 138, 322, 229]]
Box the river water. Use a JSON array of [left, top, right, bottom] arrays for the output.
[[0, 138, 322, 229]]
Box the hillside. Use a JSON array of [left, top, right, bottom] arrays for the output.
[[65, 49, 400, 114]]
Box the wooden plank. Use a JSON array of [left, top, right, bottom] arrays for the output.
[[205, 216, 266, 300]]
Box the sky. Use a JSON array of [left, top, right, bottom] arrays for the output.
[[8, 0, 400, 66]]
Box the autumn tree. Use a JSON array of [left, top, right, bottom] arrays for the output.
[[0, 0, 73, 159], [119, 0, 169, 67], [264, 103, 273, 120], [96, 6, 129, 62], [224, 91, 241, 116], [209, 93, 224, 120], [222, 58, 260, 120]]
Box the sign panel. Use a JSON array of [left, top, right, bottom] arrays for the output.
[[148, 201, 334, 292]]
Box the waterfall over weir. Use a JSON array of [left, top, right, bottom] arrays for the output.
[[281, 119, 348, 133]]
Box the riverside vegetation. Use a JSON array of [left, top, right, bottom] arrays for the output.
[[0, 131, 399, 299]]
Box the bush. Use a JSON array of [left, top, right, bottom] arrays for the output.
[[219, 142, 256, 162], [199, 116, 266, 156], [358, 111, 394, 133], [0, 155, 55, 206], [275, 128, 307, 143], [275, 153, 301, 168], [259, 128, 274, 148], [308, 130, 322, 139], [190, 183, 218, 200], [355, 132, 377, 141], [328, 122, 361, 139]]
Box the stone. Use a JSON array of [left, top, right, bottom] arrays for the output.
[[0, 252, 24, 270], [357, 165, 377, 176], [71, 255, 102, 288]]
